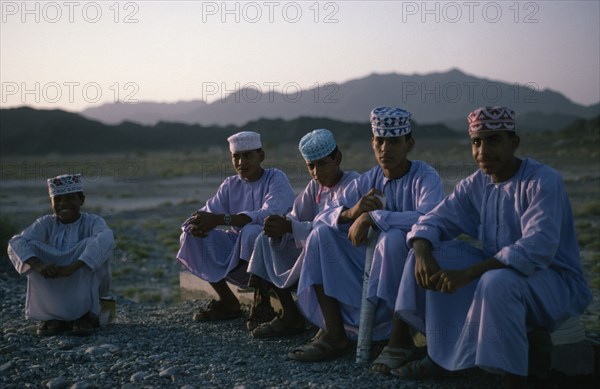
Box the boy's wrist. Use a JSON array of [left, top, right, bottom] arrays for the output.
[[26, 257, 45, 271], [412, 238, 432, 254]]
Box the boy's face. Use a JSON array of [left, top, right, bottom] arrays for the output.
[[470, 130, 520, 182], [371, 135, 414, 177], [305, 151, 342, 188], [231, 149, 265, 181], [51, 192, 85, 224]]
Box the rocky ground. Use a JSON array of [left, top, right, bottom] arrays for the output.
[[1, 204, 597, 388], [1, 265, 510, 389]]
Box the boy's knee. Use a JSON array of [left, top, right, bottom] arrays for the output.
[[378, 229, 407, 245], [478, 268, 523, 301], [240, 223, 262, 235], [310, 224, 336, 239]]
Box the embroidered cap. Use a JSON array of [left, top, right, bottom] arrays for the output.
[[370, 107, 412, 137], [468, 106, 516, 133], [47, 174, 83, 197], [227, 131, 262, 153], [298, 129, 337, 162]]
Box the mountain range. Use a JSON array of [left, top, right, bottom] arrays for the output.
[[80, 69, 599, 132], [2, 106, 598, 157], [0, 107, 458, 156]]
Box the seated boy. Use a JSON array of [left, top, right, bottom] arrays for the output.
[[247, 129, 359, 337], [389, 107, 592, 389], [176, 131, 295, 322], [7, 173, 115, 336], [288, 107, 445, 361]]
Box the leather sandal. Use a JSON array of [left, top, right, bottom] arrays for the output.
[[392, 355, 447, 379], [36, 320, 69, 336], [193, 300, 242, 322], [252, 316, 306, 339], [370, 346, 420, 375]]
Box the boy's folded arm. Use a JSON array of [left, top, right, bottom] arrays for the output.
[[24, 256, 47, 273], [78, 228, 115, 271]]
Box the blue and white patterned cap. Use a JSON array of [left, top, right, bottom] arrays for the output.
[[370, 107, 412, 137], [47, 174, 83, 197], [299, 129, 337, 161], [468, 106, 516, 134]]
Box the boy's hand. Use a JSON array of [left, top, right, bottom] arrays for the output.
[[28, 257, 85, 278], [340, 188, 383, 223], [54, 260, 85, 278], [414, 253, 441, 290], [429, 269, 471, 293], [27, 257, 57, 278], [188, 211, 220, 237], [263, 215, 292, 238], [412, 239, 441, 290], [348, 212, 374, 246]]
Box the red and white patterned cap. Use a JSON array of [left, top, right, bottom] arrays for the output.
[[468, 106, 516, 134], [47, 174, 83, 197]]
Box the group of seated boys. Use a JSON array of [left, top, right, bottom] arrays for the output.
[[8, 106, 591, 388]]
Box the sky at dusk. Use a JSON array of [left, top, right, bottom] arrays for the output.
[[1, 0, 599, 111]]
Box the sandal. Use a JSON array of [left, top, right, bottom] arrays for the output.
[[245, 288, 277, 331], [72, 313, 99, 336], [287, 338, 350, 362], [193, 300, 242, 322], [36, 320, 69, 336], [392, 355, 447, 379], [370, 346, 419, 375], [252, 316, 306, 339]]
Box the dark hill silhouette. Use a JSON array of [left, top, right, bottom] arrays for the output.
[[0, 107, 459, 156]]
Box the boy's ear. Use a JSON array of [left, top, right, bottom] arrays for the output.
[[335, 150, 342, 165], [80, 193, 86, 205], [511, 134, 521, 151], [407, 137, 415, 152], [258, 149, 265, 162]]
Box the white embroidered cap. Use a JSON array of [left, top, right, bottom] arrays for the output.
[[47, 174, 83, 197], [227, 131, 262, 153]]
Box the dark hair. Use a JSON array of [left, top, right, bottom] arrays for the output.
[[232, 148, 263, 154], [326, 146, 340, 160], [52, 192, 85, 200], [371, 133, 412, 141]]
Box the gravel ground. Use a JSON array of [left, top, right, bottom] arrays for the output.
[[0, 173, 596, 389], [0, 262, 508, 389]]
